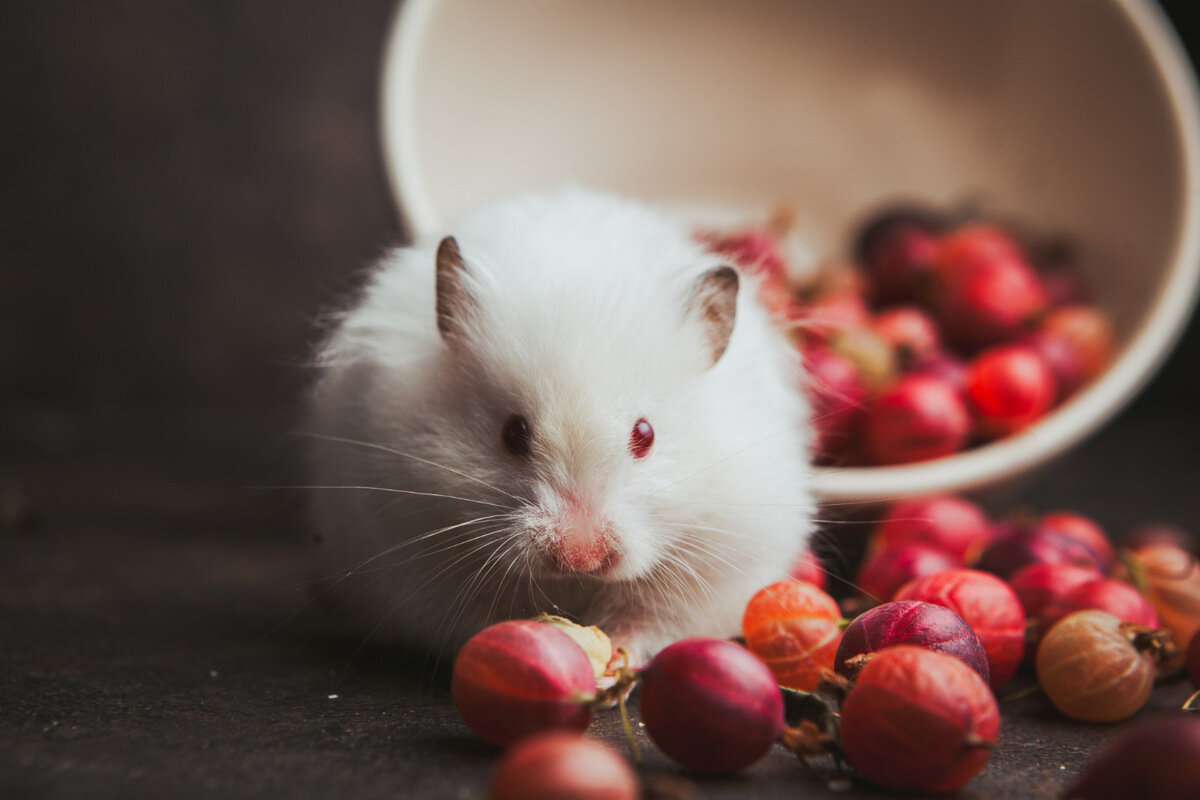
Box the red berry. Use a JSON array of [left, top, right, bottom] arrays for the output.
[[1039, 263, 1091, 307], [965, 344, 1057, 438], [787, 547, 827, 591], [1188, 630, 1200, 688], [855, 543, 958, 602], [863, 375, 971, 465], [798, 292, 871, 341], [452, 620, 595, 747], [870, 306, 941, 368], [909, 352, 969, 393], [639, 638, 784, 773], [1065, 717, 1200, 800], [742, 580, 843, 691], [1040, 578, 1159, 635], [1023, 327, 1089, 401], [1039, 511, 1114, 572], [839, 646, 999, 793], [1041, 305, 1113, 381], [1007, 562, 1102, 620], [802, 345, 868, 465], [835, 600, 990, 683], [894, 569, 1025, 689], [977, 515, 1111, 578], [932, 225, 1048, 350], [871, 495, 991, 563], [490, 733, 638, 800], [697, 228, 786, 284], [1035, 610, 1156, 722], [1116, 544, 1200, 665], [854, 206, 945, 305]]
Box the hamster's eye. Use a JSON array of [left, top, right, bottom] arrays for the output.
[[501, 414, 533, 458], [629, 418, 654, 459]]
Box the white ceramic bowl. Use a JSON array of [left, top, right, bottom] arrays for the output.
[[380, 0, 1200, 503]]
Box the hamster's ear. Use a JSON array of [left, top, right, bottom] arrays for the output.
[[435, 236, 471, 343], [687, 265, 739, 366]]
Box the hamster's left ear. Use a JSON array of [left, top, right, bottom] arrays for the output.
[[686, 265, 739, 366], [435, 236, 472, 343]]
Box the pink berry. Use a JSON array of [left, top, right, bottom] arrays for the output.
[[894, 568, 1026, 689], [638, 638, 784, 774], [835, 600, 990, 683], [965, 344, 1057, 439], [871, 495, 992, 563], [933, 225, 1048, 350], [856, 544, 959, 602], [452, 620, 595, 748], [863, 375, 971, 465], [490, 733, 638, 800]]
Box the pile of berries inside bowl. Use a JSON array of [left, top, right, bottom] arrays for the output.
[[698, 204, 1114, 466], [454, 496, 1200, 798]]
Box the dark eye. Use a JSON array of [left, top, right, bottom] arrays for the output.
[[629, 418, 654, 459], [501, 414, 533, 457]]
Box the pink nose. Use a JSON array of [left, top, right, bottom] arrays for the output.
[[548, 525, 620, 574]]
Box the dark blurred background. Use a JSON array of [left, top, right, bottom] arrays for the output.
[[2, 4, 1200, 797], [1, 0, 1199, 506]]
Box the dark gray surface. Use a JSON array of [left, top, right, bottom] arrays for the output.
[[1, 439, 1196, 800], [3, 1, 1200, 798]]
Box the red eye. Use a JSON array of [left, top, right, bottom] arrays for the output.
[[629, 418, 654, 459], [501, 414, 533, 457]]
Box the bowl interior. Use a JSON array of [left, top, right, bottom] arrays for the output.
[[383, 0, 1199, 501]]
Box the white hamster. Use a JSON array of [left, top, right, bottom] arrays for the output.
[[307, 189, 814, 664]]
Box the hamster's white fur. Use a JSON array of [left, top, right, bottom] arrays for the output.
[[309, 189, 814, 664]]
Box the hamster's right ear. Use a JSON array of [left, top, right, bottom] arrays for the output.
[[686, 264, 740, 367], [435, 236, 472, 343]]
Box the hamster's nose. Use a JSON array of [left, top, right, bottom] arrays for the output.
[[548, 522, 620, 575]]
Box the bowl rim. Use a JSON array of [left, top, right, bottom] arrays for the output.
[[378, 0, 1200, 503]]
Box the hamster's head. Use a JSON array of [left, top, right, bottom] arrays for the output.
[[408, 194, 799, 589]]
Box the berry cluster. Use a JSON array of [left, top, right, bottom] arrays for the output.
[[450, 501, 1200, 797], [699, 205, 1114, 466]]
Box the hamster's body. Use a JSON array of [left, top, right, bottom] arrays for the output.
[[309, 190, 813, 663]]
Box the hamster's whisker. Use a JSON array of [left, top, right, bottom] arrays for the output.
[[348, 527, 510, 669], [258, 483, 515, 511], [429, 536, 519, 669], [483, 539, 528, 625], [666, 532, 754, 576], [652, 553, 719, 623], [323, 513, 513, 582], [297, 431, 529, 505], [348, 524, 511, 578]]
